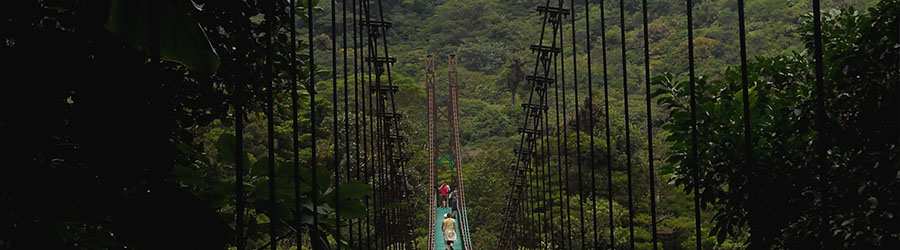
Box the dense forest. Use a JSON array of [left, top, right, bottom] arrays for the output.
[[2, 0, 897, 249], [362, 0, 888, 249]]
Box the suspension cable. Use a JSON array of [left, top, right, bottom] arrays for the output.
[[568, 1, 586, 247], [330, 0, 343, 248], [350, 1, 363, 246], [234, 27, 248, 250], [306, 0, 322, 246], [288, 0, 302, 247], [353, 0, 374, 247], [811, 0, 826, 181], [737, 0, 757, 248], [617, 0, 636, 248], [500, 0, 565, 247], [556, 1, 574, 247], [542, 84, 553, 246], [265, 0, 277, 249], [359, 0, 378, 246], [640, 0, 659, 249], [685, 0, 702, 249], [584, 0, 599, 247], [341, 0, 353, 246], [600, 0, 616, 247], [552, 36, 568, 249], [424, 54, 436, 250]]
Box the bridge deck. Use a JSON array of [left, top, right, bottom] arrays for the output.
[[433, 206, 463, 250]]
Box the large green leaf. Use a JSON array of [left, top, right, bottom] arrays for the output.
[[106, 0, 220, 75]]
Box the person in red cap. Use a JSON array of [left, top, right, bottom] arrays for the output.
[[438, 182, 450, 207]]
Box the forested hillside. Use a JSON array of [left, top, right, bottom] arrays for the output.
[[327, 0, 878, 248]]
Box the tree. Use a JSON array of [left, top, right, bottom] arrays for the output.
[[655, 1, 899, 248]]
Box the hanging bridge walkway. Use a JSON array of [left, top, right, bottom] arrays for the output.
[[158, 0, 833, 249]]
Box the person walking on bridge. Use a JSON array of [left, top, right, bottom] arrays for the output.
[[448, 189, 459, 216], [439, 182, 450, 207], [442, 213, 457, 250]]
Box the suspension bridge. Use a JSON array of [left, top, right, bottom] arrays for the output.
[[223, 0, 831, 249], [2, 0, 848, 248]]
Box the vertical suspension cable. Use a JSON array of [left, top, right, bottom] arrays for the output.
[[265, 0, 278, 249], [364, 1, 387, 246], [736, 0, 757, 248], [685, 0, 702, 249], [556, 2, 573, 247], [234, 24, 248, 250], [373, 1, 391, 245], [569, 0, 586, 248], [359, 0, 375, 245], [811, 0, 826, 173], [363, 4, 379, 245], [600, 0, 616, 248], [289, 0, 303, 247], [352, 0, 373, 247], [330, 0, 343, 247], [351, 0, 364, 245], [542, 84, 553, 246], [552, 40, 569, 250], [526, 131, 535, 245], [584, 0, 599, 247], [540, 56, 555, 246], [640, 0, 659, 249], [617, 0, 636, 248], [306, 0, 322, 246], [360, 1, 386, 246], [342, 0, 353, 246]]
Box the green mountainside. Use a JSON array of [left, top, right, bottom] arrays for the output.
[[335, 0, 877, 248]]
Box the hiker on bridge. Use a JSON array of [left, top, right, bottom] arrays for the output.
[[448, 189, 459, 216], [442, 213, 457, 250], [439, 182, 450, 207]]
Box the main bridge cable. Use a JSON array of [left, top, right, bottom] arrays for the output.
[[641, 0, 660, 248], [449, 54, 475, 250], [686, 0, 702, 249], [424, 55, 437, 250], [499, 0, 566, 248]]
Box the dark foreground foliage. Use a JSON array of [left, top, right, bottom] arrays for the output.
[[655, 1, 899, 248]]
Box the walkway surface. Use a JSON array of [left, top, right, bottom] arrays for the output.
[[433, 206, 463, 250]]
